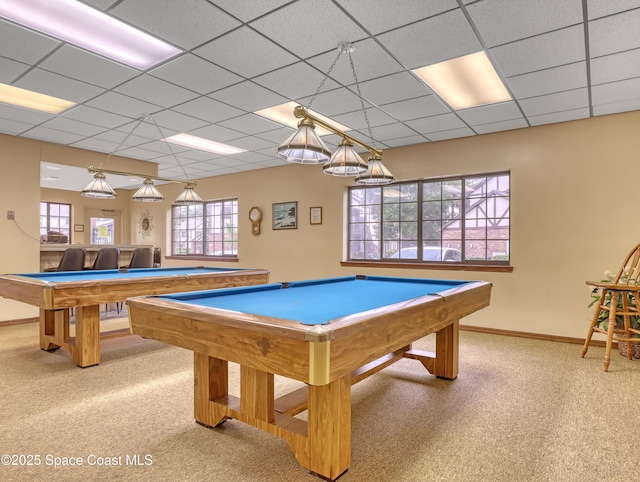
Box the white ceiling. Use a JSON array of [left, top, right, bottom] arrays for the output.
[[1, 0, 640, 191]]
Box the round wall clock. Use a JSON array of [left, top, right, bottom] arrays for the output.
[[138, 210, 153, 239], [249, 206, 263, 235]]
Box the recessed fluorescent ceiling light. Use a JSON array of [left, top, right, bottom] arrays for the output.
[[255, 101, 351, 136], [413, 51, 511, 110], [0, 0, 181, 70], [164, 134, 247, 155], [0, 83, 75, 113]]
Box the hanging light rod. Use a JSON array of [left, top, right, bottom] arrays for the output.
[[83, 166, 203, 204], [291, 105, 383, 159], [86, 166, 199, 186]]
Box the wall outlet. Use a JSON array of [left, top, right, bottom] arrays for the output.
[[7, 210, 15, 220]]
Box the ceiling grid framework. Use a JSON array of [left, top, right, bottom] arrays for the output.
[[0, 0, 637, 190]]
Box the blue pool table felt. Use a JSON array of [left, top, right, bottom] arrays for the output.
[[17, 267, 247, 283], [158, 275, 471, 325]]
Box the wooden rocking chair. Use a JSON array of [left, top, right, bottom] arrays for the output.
[[582, 243, 640, 371]]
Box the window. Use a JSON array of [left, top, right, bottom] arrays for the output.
[[90, 217, 114, 244], [171, 199, 238, 257], [348, 172, 510, 264], [40, 202, 71, 244]]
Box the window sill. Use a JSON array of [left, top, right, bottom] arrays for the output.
[[340, 260, 513, 273], [166, 255, 238, 263]]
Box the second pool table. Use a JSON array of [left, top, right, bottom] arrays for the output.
[[127, 275, 492, 480], [0, 266, 269, 367]]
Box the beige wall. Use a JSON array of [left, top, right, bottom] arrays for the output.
[[2, 112, 639, 341]]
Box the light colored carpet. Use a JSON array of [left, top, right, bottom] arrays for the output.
[[0, 321, 637, 482]]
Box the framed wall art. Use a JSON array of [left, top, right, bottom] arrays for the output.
[[310, 207, 322, 225], [272, 201, 297, 230]]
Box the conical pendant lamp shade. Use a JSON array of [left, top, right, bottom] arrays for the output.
[[132, 178, 164, 202], [277, 117, 331, 164]]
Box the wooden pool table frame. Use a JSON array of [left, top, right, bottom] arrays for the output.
[[0, 268, 269, 367], [127, 278, 491, 480]]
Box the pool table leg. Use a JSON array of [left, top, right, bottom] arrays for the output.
[[307, 375, 351, 480], [434, 320, 459, 380], [71, 305, 101, 368], [194, 352, 229, 427], [39, 308, 64, 351]]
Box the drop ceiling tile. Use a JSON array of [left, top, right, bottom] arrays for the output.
[[224, 135, 275, 151], [218, 114, 283, 135], [297, 87, 373, 116], [211, 0, 292, 22], [149, 54, 242, 95], [85, 92, 161, 119], [473, 118, 529, 134], [255, 158, 286, 168], [519, 88, 589, 116], [256, 127, 295, 143], [339, 0, 458, 35], [0, 57, 29, 83], [94, 128, 152, 148], [457, 102, 523, 125], [209, 81, 288, 112], [382, 134, 429, 148], [112, 145, 165, 160], [151, 109, 209, 133], [0, 104, 52, 124], [164, 148, 221, 163], [490, 25, 585, 77], [589, 8, 640, 57], [194, 27, 297, 79], [380, 96, 450, 121], [231, 151, 273, 163], [306, 38, 404, 85], [506, 62, 587, 99], [82, 0, 120, 10], [0, 118, 33, 135], [15, 68, 105, 103], [355, 72, 429, 106], [593, 98, 640, 116], [22, 126, 88, 144], [405, 113, 467, 134], [590, 48, 640, 85], [587, 0, 640, 19], [377, 9, 482, 69], [466, 0, 583, 47], [39, 117, 109, 137], [333, 108, 398, 130], [360, 122, 417, 141], [0, 20, 60, 64], [71, 137, 121, 154], [172, 96, 244, 124], [427, 127, 476, 141], [38, 45, 139, 89], [210, 166, 245, 175], [187, 123, 246, 143], [253, 62, 340, 100], [528, 107, 590, 126], [61, 106, 134, 129], [592, 77, 640, 105], [114, 75, 199, 108], [110, 0, 240, 50], [250, 0, 367, 59]]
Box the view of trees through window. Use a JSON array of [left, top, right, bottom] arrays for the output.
[[171, 199, 238, 256], [348, 172, 510, 263]]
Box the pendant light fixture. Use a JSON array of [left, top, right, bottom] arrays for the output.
[[276, 43, 394, 185], [81, 115, 204, 204]]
